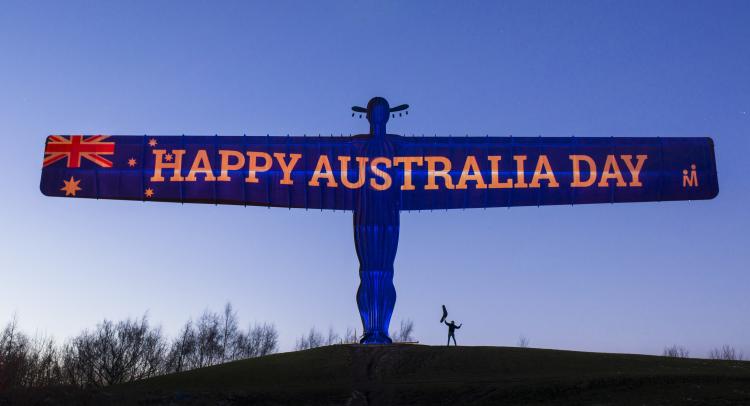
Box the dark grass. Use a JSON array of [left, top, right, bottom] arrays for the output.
[[12, 345, 750, 405]]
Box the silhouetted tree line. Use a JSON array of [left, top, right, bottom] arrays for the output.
[[663, 345, 690, 358], [166, 303, 277, 374], [294, 319, 415, 350], [0, 303, 277, 391], [0, 316, 60, 390], [709, 345, 745, 361], [662, 344, 744, 361]]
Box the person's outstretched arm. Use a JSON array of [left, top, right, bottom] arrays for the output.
[[457, 324, 462, 329]]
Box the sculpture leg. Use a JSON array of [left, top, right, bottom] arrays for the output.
[[356, 268, 396, 344], [353, 208, 399, 344]]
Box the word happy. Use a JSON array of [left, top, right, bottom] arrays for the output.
[[150, 150, 648, 191]]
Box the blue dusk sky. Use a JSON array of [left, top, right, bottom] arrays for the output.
[[1, 1, 748, 355]]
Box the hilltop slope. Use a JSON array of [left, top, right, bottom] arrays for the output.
[[110, 344, 750, 405]]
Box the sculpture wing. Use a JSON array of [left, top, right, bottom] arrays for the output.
[[395, 136, 718, 211], [40, 135, 361, 210]]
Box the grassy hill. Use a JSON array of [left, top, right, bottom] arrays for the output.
[[105, 344, 750, 405]]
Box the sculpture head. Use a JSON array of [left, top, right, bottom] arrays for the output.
[[352, 97, 409, 137], [366, 97, 390, 127]]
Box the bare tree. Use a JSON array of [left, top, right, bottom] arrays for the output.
[[343, 328, 359, 344], [254, 323, 279, 356], [295, 327, 324, 350], [23, 334, 62, 388], [663, 345, 690, 358], [233, 323, 279, 358], [0, 316, 64, 389], [325, 327, 340, 346], [391, 320, 415, 343], [194, 309, 222, 368], [165, 321, 197, 373], [61, 315, 166, 388], [219, 303, 240, 362], [518, 335, 530, 348], [295, 325, 364, 349], [709, 345, 744, 361], [0, 315, 29, 390]]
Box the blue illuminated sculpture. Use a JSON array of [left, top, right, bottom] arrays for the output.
[[39, 97, 719, 345], [352, 97, 404, 343]]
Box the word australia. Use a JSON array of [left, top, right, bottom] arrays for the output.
[[149, 149, 648, 191]]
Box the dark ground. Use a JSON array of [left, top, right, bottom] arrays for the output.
[[5, 344, 750, 405]]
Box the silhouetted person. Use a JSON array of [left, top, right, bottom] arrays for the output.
[[445, 320, 462, 346]]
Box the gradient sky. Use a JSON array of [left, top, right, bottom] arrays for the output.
[[1, 1, 748, 356]]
